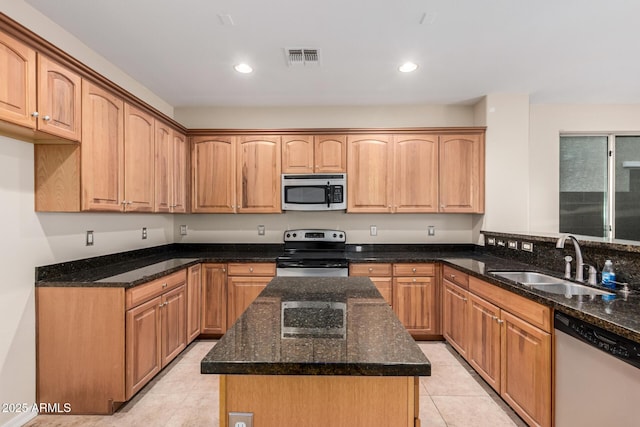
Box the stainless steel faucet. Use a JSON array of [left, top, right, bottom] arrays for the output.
[[556, 235, 584, 282]]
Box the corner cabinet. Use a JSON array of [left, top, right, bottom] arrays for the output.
[[226, 262, 276, 327], [439, 134, 485, 213], [155, 122, 188, 213], [201, 263, 228, 335]]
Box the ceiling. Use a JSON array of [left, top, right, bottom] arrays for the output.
[[24, 0, 640, 108]]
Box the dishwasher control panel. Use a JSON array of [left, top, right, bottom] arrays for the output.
[[555, 312, 640, 369]]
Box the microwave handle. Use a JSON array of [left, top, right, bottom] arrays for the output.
[[325, 183, 331, 207]]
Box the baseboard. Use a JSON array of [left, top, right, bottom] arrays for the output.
[[1, 411, 37, 427]]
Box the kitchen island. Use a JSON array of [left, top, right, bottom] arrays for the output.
[[201, 276, 431, 427]]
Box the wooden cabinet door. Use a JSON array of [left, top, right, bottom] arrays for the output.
[[393, 134, 438, 213], [237, 136, 281, 213], [371, 277, 393, 306], [315, 135, 346, 172], [36, 54, 81, 141], [171, 131, 189, 213], [439, 134, 485, 213], [347, 135, 393, 212], [201, 263, 227, 335], [468, 293, 501, 392], [123, 103, 154, 212], [186, 264, 202, 343], [0, 31, 36, 129], [227, 276, 270, 327], [161, 284, 187, 368], [282, 135, 313, 173], [154, 121, 172, 212], [442, 280, 469, 358], [192, 136, 236, 213], [126, 296, 161, 399], [81, 81, 124, 211], [392, 276, 437, 335], [501, 311, 551, 427]]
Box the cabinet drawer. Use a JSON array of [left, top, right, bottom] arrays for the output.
[[393, 263, 435, 277], [126, 269, 187, 309], [227, 262, 276, 276], [469, 276, 551, 333], [443, 265, 469, 289], [349, 263, 392, 276]]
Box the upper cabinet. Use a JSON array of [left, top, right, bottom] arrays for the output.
[[282, 134, 346, 173], [81, 81, 124, 211], [347, 132, 484, 214], [237, 136, 281, 213], [123, 103, 155, 212], [37, 54, 82, 141], [347, 135, 393, 212], [0, 32, 81, 142], [439, 134, 485, 213], [0, 31, 36, 130], [155, 123, 188, 213], [191, 136, 236, 213]]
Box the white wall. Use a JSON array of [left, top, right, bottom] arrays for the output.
[[0, 2, 177, 425], [529, 104, 640, 233], [175, 212, 475, 244]]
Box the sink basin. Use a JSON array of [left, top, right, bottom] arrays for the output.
[[491, 271, 567, 284], [528, 283, 614, 296], [490, 271, 615, 297]]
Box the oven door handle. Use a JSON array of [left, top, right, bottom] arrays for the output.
[[325, 183, 332, 208]]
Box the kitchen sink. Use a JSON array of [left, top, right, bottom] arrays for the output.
[[490, 271, 615, 297], [528, 283, 614, 296], [491, 271, 567, 284]]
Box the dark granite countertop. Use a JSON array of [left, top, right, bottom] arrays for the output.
[[34, 243, 640, 343], [200, 277, 431, 376]]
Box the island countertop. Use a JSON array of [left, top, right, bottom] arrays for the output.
[[201, 276, 431, 377]]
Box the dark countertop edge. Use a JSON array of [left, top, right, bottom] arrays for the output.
[[200, 362, 431, 377], [35, 245, 640, 344]]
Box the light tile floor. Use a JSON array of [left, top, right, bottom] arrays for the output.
[[26, 340, 527, 426]]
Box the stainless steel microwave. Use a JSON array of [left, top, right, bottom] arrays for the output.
[[281, 173, 347, 211]]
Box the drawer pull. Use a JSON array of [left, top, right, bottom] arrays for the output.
[[462, 297, 468, 302], [451, 274, 456, 279], [162, 283, 168, 288], [368, 267, 373, 272], [249, 267, 254, 273], [412, 268, 417, 273]]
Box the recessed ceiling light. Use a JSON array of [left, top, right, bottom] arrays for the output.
[[398, 62, 418, 73], [234, 63, 253, 74]]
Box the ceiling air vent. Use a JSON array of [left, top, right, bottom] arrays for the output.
[[285, 48, 320, 67]]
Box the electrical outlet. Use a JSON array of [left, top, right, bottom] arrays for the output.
[[497, 240, 506, 247], [180, 225, 187, 236], [486, 237, 496, 245], [229, 412, 253, 427], [142, 227, 147, 240], [508, 240, 518, 250], [370, 225, 377, 236], [86, 230, 94, 246], [258, 225, 265, 236], [522, 241, 534, 252], [428, 226, 435, 236]]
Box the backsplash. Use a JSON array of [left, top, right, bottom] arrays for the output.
[[482, 231, 640, 286]]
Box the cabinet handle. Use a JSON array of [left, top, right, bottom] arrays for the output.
[[368, 267, 373, 272], [31, 111, 39, 118], [462, 297, 468, 302], [159, 303, 163, 308], [222, 268, 226, 272], [162, 283, 168, 288], [249, 267, 254, 273], [451, 274, 456, 279], [43, 115, 51, 121], [412, 268, 417, 273], [412, 278, 416, 282]]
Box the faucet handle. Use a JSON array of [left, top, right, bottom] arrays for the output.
[[583, 264, 598, 286], [563, 256, 573, 279]]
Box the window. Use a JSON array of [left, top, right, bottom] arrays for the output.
[[560, 135, 640, 240]]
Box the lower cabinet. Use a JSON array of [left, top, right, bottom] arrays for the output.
[[226, 262, 275, 327], [125, 270, 187, 400], [201, 263, 228, 335], [349, 262, 439, 338], [186, 264, 202, 343], [443, 269, 552, 427]]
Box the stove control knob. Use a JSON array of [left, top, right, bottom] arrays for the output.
[[333, 233, 337, 238], [339, 233, 344, 238], [286, 233, 291, 238], [293, 233, 297, 238]]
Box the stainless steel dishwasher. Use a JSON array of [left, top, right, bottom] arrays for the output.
[[554, 312, 640, 427]]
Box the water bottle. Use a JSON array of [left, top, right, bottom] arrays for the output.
[[601, 260, 616, 289]]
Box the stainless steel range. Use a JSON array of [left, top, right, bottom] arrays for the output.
[[276, 229, 348, 277]]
